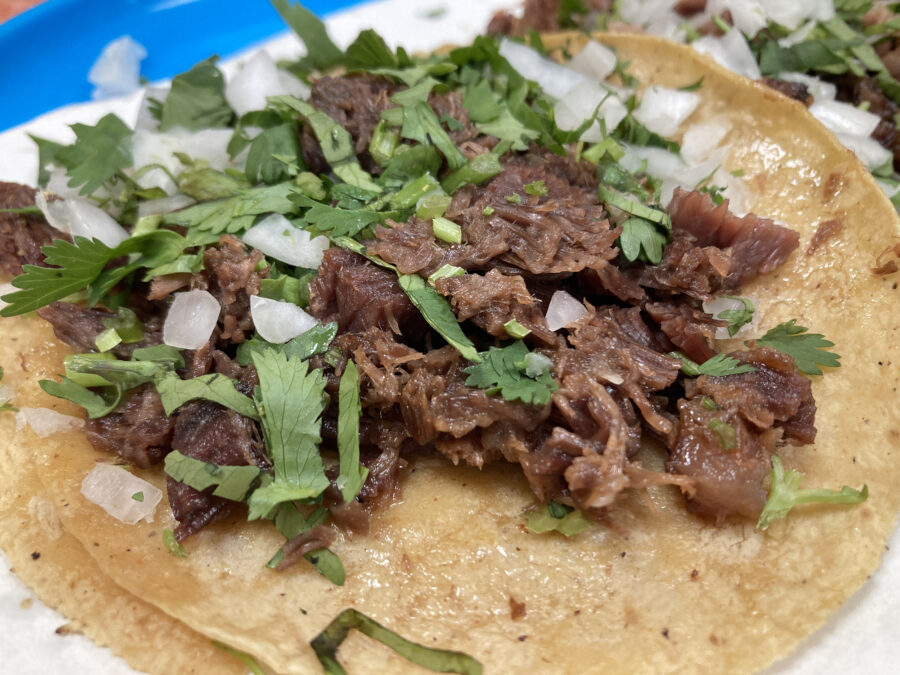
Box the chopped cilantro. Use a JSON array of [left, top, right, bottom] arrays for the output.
[[131, 492, 144, 502], [236, 322, 337, 366], [715, 296, 755, 337], [670, 352, 756, 377], [246, 351, 330, 520], [9, 223, 179, 310], [211, 642, 266, 675], [311, 609, 483, 675], [503, 318, 531, 339], [344, 28, 398, 71], [53, 114, 132, 196], [159, 58, 233, 132], [336, 359, 368, 503], [505, 193, 523, 204], [397, 273, 481, 362], [427, 264, 465, 286], [94, 328, 122, 353], [708, 419, 737, 450], [272, 95, 381, 192], [293, 195, 384, 238], [154, 371, 260, 419], [271, 0, 344, 72], [678, 76, 704, 92], [416, 192, 452, 219], [464, 341, 557, 406], [525, 501, 591, 536], [164, 451, 262, 502], [432, 216, 462, 244], [700, 396, 718, 411], [163, 529, 187, 558], [482, 206, 495, 216], [245, 123, 302, 185], [440, 152, 502, 194], [523, 180, 548, 196], [618, 217, 668, 265], [752, 320, 841, 376], [392, 94, 467, 170], [163, 182, 302, 234], [757, 456, 868, 530], [368, 119, 400, 166]]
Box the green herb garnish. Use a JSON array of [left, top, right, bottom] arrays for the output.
[[163, 529, 187, 558], [464, 341, 557, 405], [752, 320, 841, 376], [670, 352, 756, 377]]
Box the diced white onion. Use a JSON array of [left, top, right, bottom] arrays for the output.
[[88, 36, 147, 101], [779, 72, 836, 101], [225, 50, 309, 117], [778, 19, 818, 48], [633, 86, 700, 138], [681, 118, 730, 164], [499, 39, 585, 99], [566, 40, 618, 82], [708, 0, 766, 38], [759, 0, 833, 31], [878, 179, 900, 199], [132, 128, 235, 193], [556, 81, 628, 141], [835, 132, 894, 170], [810, 99, 882, 138], [163, 289, 220, 349], [137, 194, 195, 218], [0, 281, 15, 310], [15, 407, 85, 438], [34, 191, 128, 247], [250, 295, 319, 344], [46, 168, 85, 200], [702, 295, 759, 339], [545, 290, 589, 331], [80, 464, 162, 525], [242, 213, 330, 268], [692, 29, 762, 80], [619, 0, 679, 26], [0, 383, 14, 406]]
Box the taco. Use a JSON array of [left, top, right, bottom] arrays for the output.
[[1, 11, 898, 675]]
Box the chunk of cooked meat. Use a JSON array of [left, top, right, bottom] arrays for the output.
[[85, 385, 173, 468], [0, 182, 61, 276]]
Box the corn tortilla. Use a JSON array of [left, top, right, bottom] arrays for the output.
[[2, 34, 899, 674]]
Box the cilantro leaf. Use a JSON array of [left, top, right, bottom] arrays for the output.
[[390, 88, 467, 170], [54, 114, 132, 196], [211, 642, 267, 675], [245, 123, 301, 185], [236, 322, 337, 366], [39, 377, 122, 418], [154, 371, 260, 419], [525, 502, 591, 536], [752, 320, 841, 376], [246, 351, 330, 519], [164, 451, 262, 502], [397, 273, 481, 362], [618, 217, 668, 265], [163, 182, 302, 234], [272, 95, 381, 192], [265, 503, 345, 584], [715, 296, 754, 337], [345, 29, 398, 70], [1, 230, 188, 316], [337, 359, 368, 503], [757, 456, 868, 530], [271, 0, 344, 72], [163, 529, 187, 557], [670, 352, 756, 377], [464, 341, 558, 405], [294, 197, 384, 238], [311, 609, 483, 675], [159, 57, 233, 131]]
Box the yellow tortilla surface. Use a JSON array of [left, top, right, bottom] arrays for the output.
[[2, 34, 899, 674], [0, 317, 246, 674]]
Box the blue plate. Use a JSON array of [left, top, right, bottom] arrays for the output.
[[0, 0, 363, 131]]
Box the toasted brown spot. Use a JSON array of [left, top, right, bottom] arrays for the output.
[[824, 172, 844, 200], [806, 218, 844, 255], [509, 596, 527, 621]]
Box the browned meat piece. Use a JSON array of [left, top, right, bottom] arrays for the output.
[[686, 346, 816, 445], [0, 182, 61, 276], [675, 0, 706, 16], [557, 307, 680, 441], [369, 152, 615, 277], [625, 229, 730, 300], [336, 327, 422, 408], [667, 188, 799, 289], [399, 346, 550, 455], [762, 77, 813, 106], [487, 0, 561, 36], [578, 262, 646, 303], [668, 397, 778, 521], [36, 302, 163, 358], [85, 385, 173, 468], [806, 217, 844, 255], [191, 235, 264, 345], [309, 247, 426, 339], [301, 74, 397, 173], [167, 399, 269, 541], [274, 525, 336, 571], [434, 268, 557, 344], [645, 301, 723, 363]]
